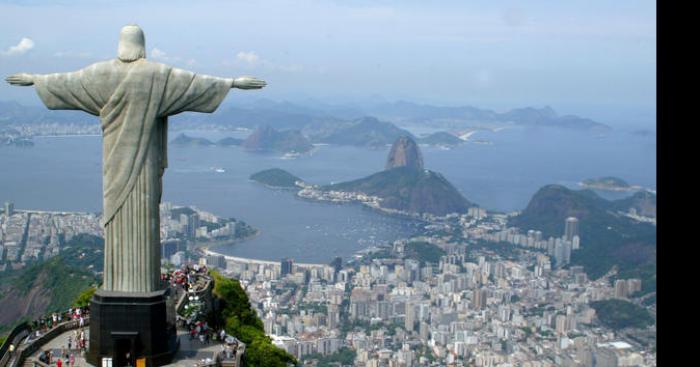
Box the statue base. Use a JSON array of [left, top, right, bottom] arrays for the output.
[[87, 289, 179, 367]]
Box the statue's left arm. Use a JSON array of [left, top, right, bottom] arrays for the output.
[[158, 67, 266, 117]]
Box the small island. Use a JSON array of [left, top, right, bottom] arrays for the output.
[[417, 131, 464, 147], [170, 133, 215, 146], [250, 168, 305, 189], [580, 176, 642, 192]]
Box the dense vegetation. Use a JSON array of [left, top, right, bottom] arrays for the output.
[[11, 234, 102, 308], [209, 271, 297, 366], [323, 167, 473, 216], [404, 241, 446, 265], [73, 286, 97, 307], [250, 168, 304, 188], [590, 299, 654, 330], [509, 185, 656, 280]]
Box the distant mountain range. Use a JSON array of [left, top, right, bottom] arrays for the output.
[[314, 116, 414, 148], [241, 125, 313, 154], [509, 185, 656, 281], [1, 99, 612, 133]]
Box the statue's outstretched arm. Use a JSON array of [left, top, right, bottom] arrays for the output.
[[5, 73, 34, 86], [231, 76, 267, 90]]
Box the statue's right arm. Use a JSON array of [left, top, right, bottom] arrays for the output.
[[232, 76, 267, 90], [5, 73, 34, 86]]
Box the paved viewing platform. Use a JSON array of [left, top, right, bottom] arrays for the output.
[[24, 330, 229, 367], [2, 267, 242, 367]]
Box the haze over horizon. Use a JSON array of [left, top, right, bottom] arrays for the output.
[[0, 0, 656, 128]]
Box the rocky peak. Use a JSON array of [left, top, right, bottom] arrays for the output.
[[385, 135, 424, 170]]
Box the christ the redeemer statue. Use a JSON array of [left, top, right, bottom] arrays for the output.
[[6, 25, 266, 293]]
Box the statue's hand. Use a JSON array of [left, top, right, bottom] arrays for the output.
[[5, 73, 34, 86], [232, 76, 266, 90]]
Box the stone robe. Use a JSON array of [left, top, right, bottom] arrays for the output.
[[33, 59, 232, 292]]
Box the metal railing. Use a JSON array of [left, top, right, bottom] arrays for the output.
[[11, 319, 89, 367], [0, 322, 31, 367]]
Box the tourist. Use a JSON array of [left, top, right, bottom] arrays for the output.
[[38, 351, 47, 364], [68, 336, 72, 351], [69, 354, 75, 367], [56, 357, 63, 367]]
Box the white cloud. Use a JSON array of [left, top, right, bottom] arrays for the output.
[[150, 48, 193, 65], [150, 47, 169, 60], [2, 37, 34, 56], [236, 51, 259, 65]]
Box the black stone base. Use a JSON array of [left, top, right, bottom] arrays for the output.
[[87, 289, 178, 367]]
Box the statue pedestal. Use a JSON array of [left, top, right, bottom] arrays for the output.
[[87, 289, 178, 367]]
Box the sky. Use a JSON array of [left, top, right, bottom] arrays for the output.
[[0, 0, 656, 128]]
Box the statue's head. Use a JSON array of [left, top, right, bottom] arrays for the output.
[[118, 24, 146, 62]]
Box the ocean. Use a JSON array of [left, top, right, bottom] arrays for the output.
[[0, 125, 655, 263]]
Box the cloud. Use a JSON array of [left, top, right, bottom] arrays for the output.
[[2, 37, 34, 56], [150, 47, 194, 65], [236, 51, 259, 65], [151, 47, 168, 59], [230, 50, 301, 73]]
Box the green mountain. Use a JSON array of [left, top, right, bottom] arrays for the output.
[[170, 133, 215, 146], [612, 190, 657, 218], [509, 185, 656, 280], [316, 117, 414, 147], [323, 166, 474, 216], [250, 168, 304, 188], [0, 234, 103, 330], [242, 125, 313, 153]]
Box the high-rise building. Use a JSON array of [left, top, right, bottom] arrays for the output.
[[565, 217, 579, 241], [330, 256, 342, 273], [161, 239, 181, 259], [472, 288, 488, 310], [572, 235, 581, 250], [187, 213, 200, 239], [206, 254, 227, 269], [405, 303, 416, 332], [4, 202, 14, 217], [281, 257, 294, 277], [614, 279, 628, 298]]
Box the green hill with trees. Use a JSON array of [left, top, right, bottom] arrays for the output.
[[209, 271, 296, 367], [509, 185, 656, 284], [250, 168, 304, 188]]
